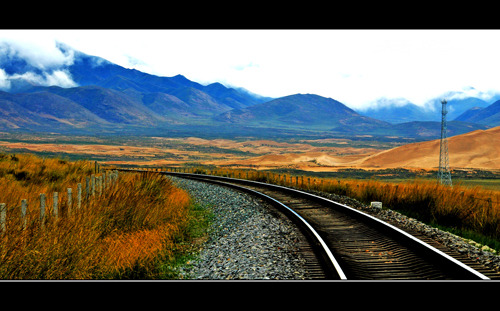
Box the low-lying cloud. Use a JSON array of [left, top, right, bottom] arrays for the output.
[[0, 37, 79, 91]]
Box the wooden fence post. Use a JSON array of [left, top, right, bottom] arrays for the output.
[[98, 176, 102, 196], [21, 199, 27, 230], [77, 183, 82, 210], [67, 188, 72, 216], [86, 177, 90, 200], [91, 174, 96, 197], [40, 193, 46, 228], [53, 192, 58, 219], [1, 203, 6, 233]]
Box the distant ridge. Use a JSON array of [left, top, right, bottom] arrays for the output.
[[214, 93, 392, 132], [453, 100, 500, 127]]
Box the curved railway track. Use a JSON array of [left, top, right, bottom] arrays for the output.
[[120, 168, 498, 280]]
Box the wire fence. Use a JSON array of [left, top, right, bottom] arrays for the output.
[[0, 169, 120, 234]]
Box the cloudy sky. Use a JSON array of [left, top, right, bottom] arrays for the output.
[[1, 29, 500, 110]]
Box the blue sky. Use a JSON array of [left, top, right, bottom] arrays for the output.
[[1, 29, 500, 110]]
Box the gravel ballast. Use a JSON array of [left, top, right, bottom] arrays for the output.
[[169, 176, 309, 280], [169, 176, 500, 279]]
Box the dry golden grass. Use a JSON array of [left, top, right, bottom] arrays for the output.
[[0, 153, 193, 279]]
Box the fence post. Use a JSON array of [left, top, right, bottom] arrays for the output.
[[67, 188, 72, 216], [1, 203, 6, 233], [40, 193, 45, 229], [53, 192, 58, 219], [21, 199, 27, 230], [77, 183, 82, 210], [86, 177, 90, 200], [91, 174, 96, 197]]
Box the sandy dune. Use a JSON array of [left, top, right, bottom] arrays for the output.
[[354, 126, 500, 170], [222, 151, 370, 169]]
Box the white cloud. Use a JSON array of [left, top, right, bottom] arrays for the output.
[[0, 68, 11, 91], [42, 70, 78, 88], [6, 70, 77, 88], [0, 34, 75, 71], [0, 32, 79, 90]]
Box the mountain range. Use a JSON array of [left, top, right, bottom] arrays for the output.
[[358, 94, 500, 125], [0, 42, 498, 140]]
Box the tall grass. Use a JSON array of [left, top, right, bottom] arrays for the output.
[[0, 153, 198, 279]]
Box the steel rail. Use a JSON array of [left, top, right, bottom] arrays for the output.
[[118, 168, 491, 280]]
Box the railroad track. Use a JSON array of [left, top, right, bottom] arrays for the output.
[[119, 168, 498, 280]]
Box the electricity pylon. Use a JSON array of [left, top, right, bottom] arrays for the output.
[[437, 99, 452, 186]]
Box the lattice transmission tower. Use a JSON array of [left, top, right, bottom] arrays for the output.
[[437, 99, 452, 186]]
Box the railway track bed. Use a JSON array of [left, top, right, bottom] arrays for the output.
[[121, 169, 500, 280]]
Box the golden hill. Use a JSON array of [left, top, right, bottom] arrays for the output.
[[354, 126, 500, 170]]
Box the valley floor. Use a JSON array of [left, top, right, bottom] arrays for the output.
[[1, 131, 500, 189]]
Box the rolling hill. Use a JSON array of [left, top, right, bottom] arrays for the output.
[[353, 126, 500, 170], [214, 93, 393, 133], [0, 90, 111, 131]]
